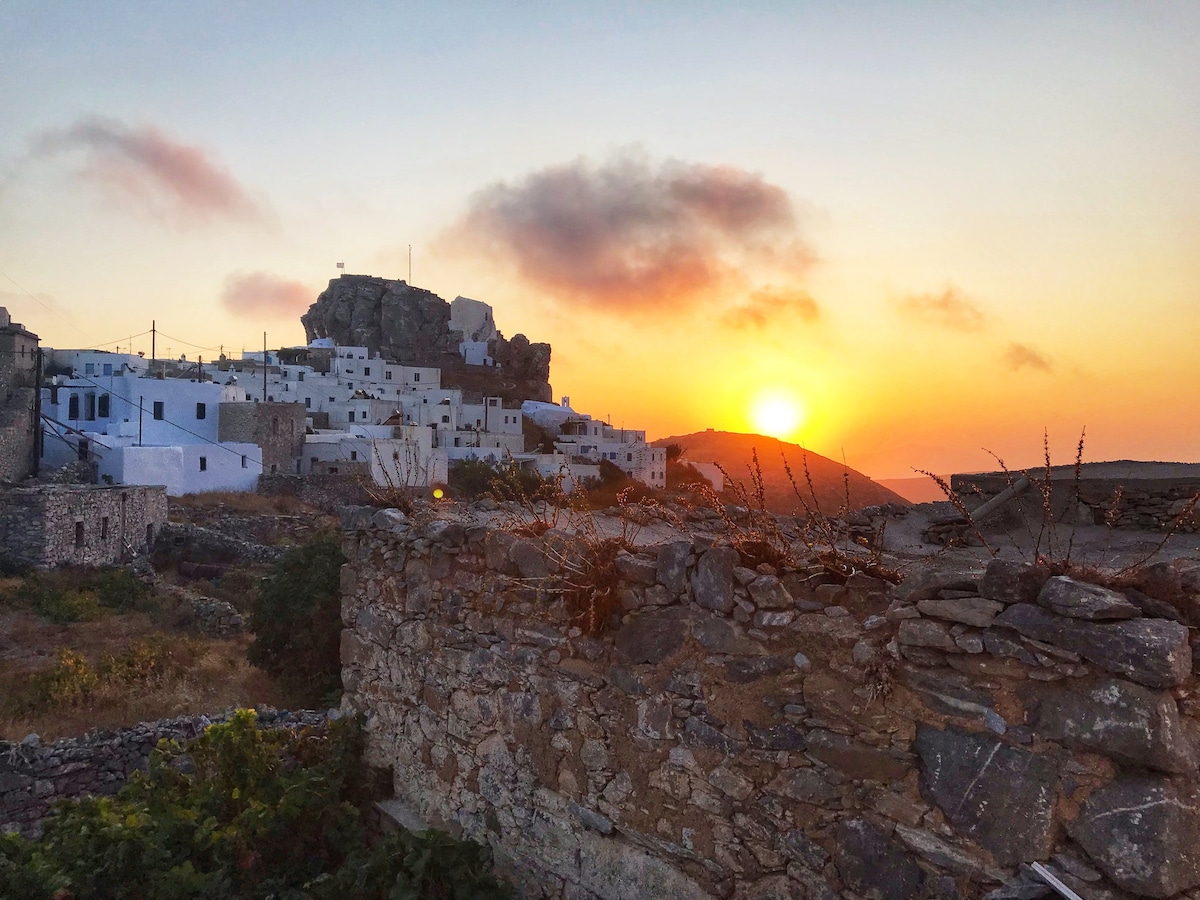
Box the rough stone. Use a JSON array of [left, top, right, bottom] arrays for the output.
[[915, 724, 1058, 867], [898, 619, 960, 652], [614, 606, 689, 665], [655, 541, 692, 595], [747, 575, 793, 609], [832, 818, 925, 900], [1068, 775, 1200, 898], [1025, 677, 1196, 773], [725, 655, 791, 683], [1036, 576, 1141, 620], [979, 559, 1050, 605], [916, 596, 1006, 628], [993, 603, 1191, 688], [691, 546, 740, 613], [806, 729, 911, 781]]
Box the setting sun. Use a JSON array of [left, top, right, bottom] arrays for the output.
[[749, 390, 806, 440]]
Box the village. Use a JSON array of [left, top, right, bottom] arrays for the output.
[[0, 277, 704, 569]]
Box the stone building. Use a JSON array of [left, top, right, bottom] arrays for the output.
[[217, 400, 306, 475], [0, 484, 167, 569], [0, 307, 40, 484]]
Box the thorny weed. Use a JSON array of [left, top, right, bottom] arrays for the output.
[[922, 429, 1200, 584]]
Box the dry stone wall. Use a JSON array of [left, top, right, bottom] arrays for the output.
[[341, 508, 1200, 900], [0, 709, 327, 838]]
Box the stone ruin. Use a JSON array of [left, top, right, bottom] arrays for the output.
[[338, 505, 1200, 899]]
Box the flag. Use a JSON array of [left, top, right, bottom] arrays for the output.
[[337, 261, 345, 269]]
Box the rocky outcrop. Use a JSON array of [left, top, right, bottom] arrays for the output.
[[488, 333, 553, 402], [301, 275, 456, 365]]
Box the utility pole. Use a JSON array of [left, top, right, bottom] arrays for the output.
[[151, 320, 156, 374], [262, 332, 267, 402], [138, 396, 143, 446]]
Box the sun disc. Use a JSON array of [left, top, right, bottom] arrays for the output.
[[750, 391, 806, 440]]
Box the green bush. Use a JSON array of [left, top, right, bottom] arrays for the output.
[[1, 567, 155, 623], [448, 457, 500, 500], [0, 710, 514, 899], [247, 535, 345, 706]]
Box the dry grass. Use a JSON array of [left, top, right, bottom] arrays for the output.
[[0, 628, 284, 742], [170, 491, 318, 519]]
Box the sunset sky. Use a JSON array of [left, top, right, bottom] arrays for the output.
[[2, 3, 1198, 479]]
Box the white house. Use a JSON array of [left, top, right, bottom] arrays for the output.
[[40, 373, 263, 495]]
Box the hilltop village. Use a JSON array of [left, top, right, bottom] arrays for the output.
[[0, 274, 673, 507]]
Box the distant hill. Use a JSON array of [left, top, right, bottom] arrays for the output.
[[653, 430, 908, 514], [876, 476, 947, 504]]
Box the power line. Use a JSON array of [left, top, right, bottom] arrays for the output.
[[153, 329, 224, 354], [0, 266, 94, 343], [56, 372, 264, 462]]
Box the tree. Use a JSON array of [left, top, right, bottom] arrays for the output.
[[247, 535, 345, 706]]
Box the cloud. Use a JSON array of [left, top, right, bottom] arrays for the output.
[[723, 287, 820, 328], [1003, 342, 1052, 372], [220, 272, 313, 318], [34, 116, 264, 225], [898, 286, 986, 331], [447, 150, 814, 312]]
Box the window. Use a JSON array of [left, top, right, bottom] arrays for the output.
[[350, 451, 358, 461], [363, 367, 370, 376], [346, 367, 354, 374], [85, 363, 95, 375], [304, 398, 311, 409], [153, 401, 164, 420], [489, 398, 498, 406], [85, 393, 96, 421], [385, 370, 393, 380], [241, 455, 248, 468], [627, 453, 633, 462], [101, 517, 109, 540], [310, 456, 318, 468], [329, 466, 338, 474], [298, 372, 305, 382], [272, 417, 279, 435], [68, 395, 80, 419], [441, 415, 450, 424], [196, 402, 206, 419], [102, 363, 112, 376], [348, 411, 355, 422], [270, 464, 277, 474], [199, 456, 207, 471], [413, 373, 420, 383], [75, 522, 84, 547], [98, 394, 110, 418]]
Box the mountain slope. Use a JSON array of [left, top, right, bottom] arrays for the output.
[[654, 430, 908, 514]]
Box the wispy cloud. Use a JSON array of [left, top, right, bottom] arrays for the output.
[[898, 286, 986, 331], [723, 287, 819, 328], [220, 272, 313, 318], [1003, 342, 1052, 372], [446, 150, 814, 313], [34, 116, 265, 225]]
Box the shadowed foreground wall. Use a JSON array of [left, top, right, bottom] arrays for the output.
[[340, 508, 1200, 900]]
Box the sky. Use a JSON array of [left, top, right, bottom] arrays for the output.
[[2, 2, 1198, 479]]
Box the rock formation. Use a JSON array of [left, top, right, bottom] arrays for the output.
[[301, 276, 456, 365], [300, 275, 553, 403]]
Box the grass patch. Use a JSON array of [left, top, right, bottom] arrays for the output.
[[0, 567, 157, 624]]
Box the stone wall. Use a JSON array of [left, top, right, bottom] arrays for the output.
[[0, 311, 40, 484], [257, 471, 375, 510], [341, 509, 1200, 900], [0, 484, 167, 569], [218, 400, 307, 475], [0, 709, 328, 837], [954, 465, 1200, 533]]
